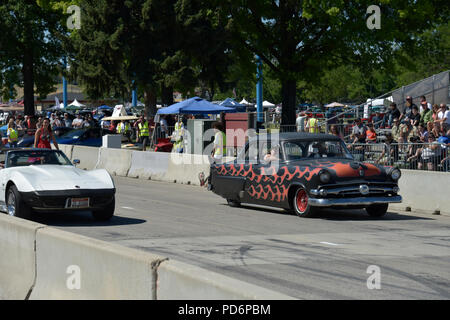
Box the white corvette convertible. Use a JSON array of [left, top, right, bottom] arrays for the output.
[[0, 148, 115, 221]]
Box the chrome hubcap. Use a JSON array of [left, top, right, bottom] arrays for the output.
[[7, 192, 16, 216]]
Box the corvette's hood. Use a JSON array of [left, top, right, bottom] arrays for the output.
[[10, 165, 114, 191]]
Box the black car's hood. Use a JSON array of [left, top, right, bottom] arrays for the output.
[[285, 158, 387, 179]]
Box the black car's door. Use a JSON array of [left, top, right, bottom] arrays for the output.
[[243, 140, 285, 207]]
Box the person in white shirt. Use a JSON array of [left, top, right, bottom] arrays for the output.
[[160, 115, 168, 138], [296, 112, 307, 132], [419, 96, 432, 113], [437, 103, 450, 132], [72, 114, 83, 128]]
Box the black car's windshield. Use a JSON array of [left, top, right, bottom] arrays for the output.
[[283, 140, 354, 161], [6, 150, 73, 168]]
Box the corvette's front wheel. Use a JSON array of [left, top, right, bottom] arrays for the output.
[[92, 197, 115, 221], [6, 185, 31, 219]]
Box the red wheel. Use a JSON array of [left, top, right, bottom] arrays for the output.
[[296, 189, 308, 213], [293, 188, 317, 218]]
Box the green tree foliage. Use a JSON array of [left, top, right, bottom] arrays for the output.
[[393, 21, 450, 87], [225, 0, 449, 124], [0, 0, 66, 115]]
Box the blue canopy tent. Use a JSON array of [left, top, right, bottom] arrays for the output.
[[157, 97, 236, 115], [218, 98, 246, 112]]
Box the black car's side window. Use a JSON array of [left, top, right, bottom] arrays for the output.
[[284, 142, 307, 160]]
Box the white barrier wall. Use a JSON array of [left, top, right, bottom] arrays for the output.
[[392, 169, 450, 215], [0, 215, 294, 300], [95, 147, 132, 177], [30, 227, 164, 300], [157, 260, 293, 300], [70, 146, 99, 170], [58, 145, 450, 215], [127, 151, 170, 180], [0, 215, 43, 299]]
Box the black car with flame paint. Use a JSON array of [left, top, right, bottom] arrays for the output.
[[209, 133, 402, 218]]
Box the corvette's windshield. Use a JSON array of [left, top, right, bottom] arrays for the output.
[[6, 150, 73, 168]]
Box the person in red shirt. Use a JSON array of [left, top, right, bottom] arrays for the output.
[[34, 118, 59, 150], [366, 122, 377, 143]]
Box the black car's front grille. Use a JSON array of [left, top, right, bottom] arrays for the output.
[[319, 182, 398, 198]]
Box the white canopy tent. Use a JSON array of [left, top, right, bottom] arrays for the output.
[[239, 98, 252, 105], [68, 99, 85, 107], [263, 101, 275, 107], [101, 104, 139, 121], [325, 102, 345, 108]]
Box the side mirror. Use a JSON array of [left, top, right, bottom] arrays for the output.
[[73, 159, 81, 165]]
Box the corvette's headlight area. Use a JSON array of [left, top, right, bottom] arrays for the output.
[[390, 168, 401, 181], [319, 170, 331, 184]]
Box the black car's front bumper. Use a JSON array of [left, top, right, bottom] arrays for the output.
[[308, 195, 402, 207], [20, 188, 115, 211]]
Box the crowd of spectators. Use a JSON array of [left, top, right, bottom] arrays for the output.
[[1, 110, 199, 152], [346, 96, 450, 171]]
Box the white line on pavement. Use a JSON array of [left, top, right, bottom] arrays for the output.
[[320, 242, 340, 246]]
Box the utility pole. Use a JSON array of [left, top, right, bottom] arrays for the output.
[[63, 57, 68, 108], [256, 55, 263, 123]]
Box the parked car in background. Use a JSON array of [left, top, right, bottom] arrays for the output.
[[16, 127, 74, 148], [56, 127, 116, 147]]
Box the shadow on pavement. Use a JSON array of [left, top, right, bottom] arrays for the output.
[[315, 210, 434, 221], [29, 210, 146, 227], [223, 203, 434, 221]]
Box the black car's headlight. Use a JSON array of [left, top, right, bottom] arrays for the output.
[[389, 168, 401, 181], [319, 170, 331, 184]]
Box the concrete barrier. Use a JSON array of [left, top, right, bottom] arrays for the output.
[[157, 260, 294, 300], [0, 215, 44, 299], [54, 144, 73, 160], [70, 146, 100, 170], [95, 147, 132, 176], [29, 227, 166, 300], [66, 145, 236, 186], [0, 217, 294, 300], [390, 169, 450, 215], [165, 153, 211, 185], [127, 151, 170, 180]]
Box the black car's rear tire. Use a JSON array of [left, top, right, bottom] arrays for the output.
[[92, 197, 115, 221], [293, 188, 318, 218], [6, 185, 31, 219], [227, 199, 241, 208], [365, 203, 388, 217]]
